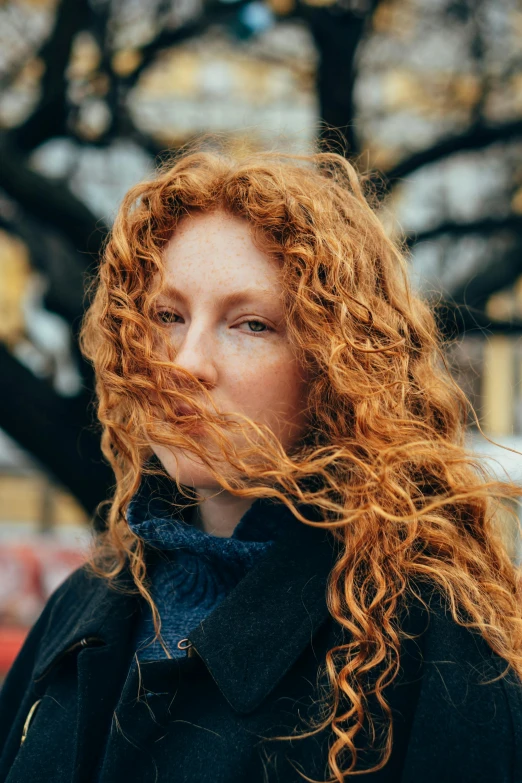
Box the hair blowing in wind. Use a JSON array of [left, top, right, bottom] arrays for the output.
[[79, 144, 522, 782]]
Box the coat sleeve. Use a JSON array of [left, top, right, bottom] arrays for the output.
[[0, 576, 73, 767], [400, 602, 522, 783]]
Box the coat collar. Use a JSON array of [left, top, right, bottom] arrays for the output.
[[188, 510, 338, 713], [33, 499, 339, 715]]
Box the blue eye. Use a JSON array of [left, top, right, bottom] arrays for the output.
[[244, 320, 268, 333]]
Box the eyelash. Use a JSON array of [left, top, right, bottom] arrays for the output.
[[154, 310, 273, 335]]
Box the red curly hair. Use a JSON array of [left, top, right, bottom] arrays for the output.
[[80, 142, 522, 782]]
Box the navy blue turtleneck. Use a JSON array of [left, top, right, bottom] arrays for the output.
[[127, 475, 297, 661]]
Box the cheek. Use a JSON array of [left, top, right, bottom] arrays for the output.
[[228, 351, 309, 427]]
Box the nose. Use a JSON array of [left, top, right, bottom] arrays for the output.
[[172, 323, 218, 389]]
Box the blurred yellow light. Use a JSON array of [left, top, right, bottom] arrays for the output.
[[137, 50, 198, 97], [67, 32, 101, 80], [511, 187, 522, 216], [267, 0, 295, 13], [0, 231, 31, 345], [112, 49, 143, 78], [301, 0, 337, 6]]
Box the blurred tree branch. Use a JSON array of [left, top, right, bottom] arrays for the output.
[[0, 207, 92, 325], [9, 0, 90, 153], [434, 300, 522, 339], [381, 118, 522, 189], [115, 1, 252, 91], [406, 220, 522, 334], [0, 136, 107, 257], [406, 216, 522, 247], [0, 343, 113, 527], [450, 243, 522, 312], [301, 1, 380, 155]]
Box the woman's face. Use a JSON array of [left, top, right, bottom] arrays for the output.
[[149, 209, 310, 491]]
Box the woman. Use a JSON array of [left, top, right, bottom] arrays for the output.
[[1, 146, 522, 783]]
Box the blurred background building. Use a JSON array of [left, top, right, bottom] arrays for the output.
[[1, 0, 522, 679]]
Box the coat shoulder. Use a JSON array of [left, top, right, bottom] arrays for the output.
[[1, 565, 102, 686], [0, 565, 99, 761], [44, 564, 102, 618], [395, 584, 522, 782], [33, 564, 108, 648]]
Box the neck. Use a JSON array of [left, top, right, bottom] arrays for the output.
[[192, 489, 255, 537]]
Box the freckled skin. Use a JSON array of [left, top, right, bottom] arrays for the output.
[[149, 209, 310, 535]]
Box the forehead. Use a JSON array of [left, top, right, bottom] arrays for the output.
[[161, 210, 281, 296]]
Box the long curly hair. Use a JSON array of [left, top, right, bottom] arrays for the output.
[[80, 142, 522, 782]]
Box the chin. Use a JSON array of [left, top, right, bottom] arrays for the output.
[[150, 443, 223, 491]]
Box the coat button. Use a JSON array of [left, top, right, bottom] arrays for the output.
[[20, 699, 42, 746]]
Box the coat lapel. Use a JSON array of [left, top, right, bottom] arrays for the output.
[[188, 513, 339, 714], [72, 588, 137, 783], [73, 638, 135, 781]]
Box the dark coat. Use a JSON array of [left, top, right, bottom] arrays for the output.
[[1, 513, 521, 783]]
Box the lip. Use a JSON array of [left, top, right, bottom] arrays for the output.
[[173, 403, 207, 433]]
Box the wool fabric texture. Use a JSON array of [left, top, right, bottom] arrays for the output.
[[127, 481, 295, 661]]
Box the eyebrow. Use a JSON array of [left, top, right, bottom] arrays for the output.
[[157, 283, 278, 309]]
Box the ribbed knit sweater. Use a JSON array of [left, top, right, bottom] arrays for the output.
[[127, 478, 295, 661]]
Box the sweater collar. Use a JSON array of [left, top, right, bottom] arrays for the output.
[[126, 470, 296, 564]]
